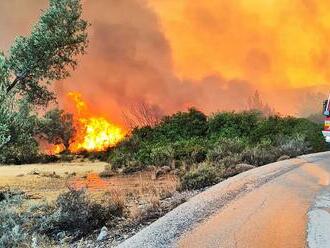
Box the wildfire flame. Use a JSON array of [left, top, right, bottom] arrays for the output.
[[67, 92, 125, 152]]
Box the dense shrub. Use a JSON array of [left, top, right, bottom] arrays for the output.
[[156, 108, 208, 140], [0, 189, 125, 247], [107, 109, 327, 191], [241, 141, 282, 166], [277, 135, 311, 157], [0, 192, 27, 248], [37, 190, 123, 239], [150, 145, 175, 167], [207, 137, 246, 162], [180, 163, 220, 190], [208, 111, 261, 139]]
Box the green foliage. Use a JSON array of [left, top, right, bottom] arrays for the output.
[[181, 163, 220, 190], [277, 135, 311, 157], [150, 144, 175, 167], [107, 109, 327, 191], [0, 99, 39, 164], [156, 108, 207, 140], [38, 108, 76, 151], [241, 142, 281, 166], [207, 137, 247, 163], [0, 80, 14, 148], [108, 110, 326, 171], [6, 0, 88, 105], [171, 138, 208, 164], [208, 111, 261, 139]]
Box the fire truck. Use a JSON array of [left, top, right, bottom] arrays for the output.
[[323, 97, 330, 142]]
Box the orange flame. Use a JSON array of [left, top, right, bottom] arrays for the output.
[[67, 92, 125, 152]]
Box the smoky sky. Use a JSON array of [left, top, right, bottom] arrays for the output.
[[0, 0, 326, 124], [55, 0, 256, 124]]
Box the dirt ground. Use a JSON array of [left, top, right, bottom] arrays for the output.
[[0, 162, 179, 202]]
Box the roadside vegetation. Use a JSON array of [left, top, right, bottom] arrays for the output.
[[0, 188, 124, 247], [105, 108, 326, 190]]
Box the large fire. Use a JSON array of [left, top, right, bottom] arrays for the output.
[[67, 92, 125, 152]]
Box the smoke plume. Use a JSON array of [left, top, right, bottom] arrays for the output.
[[1, 0, 329, 125]]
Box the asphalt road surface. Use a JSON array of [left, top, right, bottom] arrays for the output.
[[118, 152, 330, 248]]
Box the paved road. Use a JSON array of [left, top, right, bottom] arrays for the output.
[[118, 152, 330, 248]]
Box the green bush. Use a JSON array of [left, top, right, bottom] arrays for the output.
[[215, 154, 243, 168], [241, 142, 281, 166], [37, 190, 123, 239], [172, 139, 208, 164], [109, 150, 132, 169], [107, 109, 327, 181], [207, 137, 246, 162], [277, 135, 311, 157], [208, 111, 261, 139], [156, 108, 207, 140], [180, 163, 220, 190], [0, 192, 27, 248], [150, 145, 174, 166], [26, 190, 124, 241]]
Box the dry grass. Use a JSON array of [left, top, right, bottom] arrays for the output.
[[0, 162, 179, 215]]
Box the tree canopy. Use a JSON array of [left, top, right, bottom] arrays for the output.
[[2, 0, 88, 106]]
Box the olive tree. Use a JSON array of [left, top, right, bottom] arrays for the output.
[[38, 108, 76, 151], [3, 0, 88, 106]]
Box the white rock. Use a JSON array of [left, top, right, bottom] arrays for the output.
[[97, 226, 108, 242]]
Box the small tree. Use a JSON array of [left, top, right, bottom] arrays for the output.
[[39, 109, 76, 151]]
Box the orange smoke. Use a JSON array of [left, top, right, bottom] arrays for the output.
[[2, 0, 330, 118], [150, 0, 330, 90], [67, 92, 125, 152]]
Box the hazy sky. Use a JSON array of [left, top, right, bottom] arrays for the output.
[[1, 0, 329, 123]]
